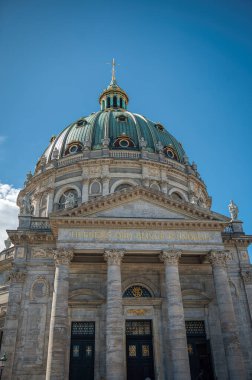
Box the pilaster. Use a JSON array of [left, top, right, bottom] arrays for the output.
[[81, 179, 89, 202], [2, 270, 26, 380], [241, 268, 252, 322]]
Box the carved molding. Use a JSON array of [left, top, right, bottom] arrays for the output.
[[241, 270, 252, 285], [31, 247, 52, 258], [208, 250, 231, 267], [51, 248, 74, 265], [104, 249, 125, 265], [8, 232, 55, 245], [9, 270, 26, 283], [30, 276, 49, 299], [160, 249, 182, 265]]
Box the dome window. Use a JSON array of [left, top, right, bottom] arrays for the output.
[[163, 146, 178, 161], [107, 97, 111, 108], [119, 97, 123, 108], [113, 134, 135, 149], [64, 142, 83, 156]]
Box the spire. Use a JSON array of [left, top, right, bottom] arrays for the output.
[[99, 59, 129, 110], [109, 58, 118, 87]]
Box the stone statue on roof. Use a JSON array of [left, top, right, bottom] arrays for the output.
[[20, 194, 34, 215], [228, 200, 239, 221]]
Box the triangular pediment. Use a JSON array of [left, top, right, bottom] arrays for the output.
[[90, 199, 187, 219], [51, 186, 228, 222]]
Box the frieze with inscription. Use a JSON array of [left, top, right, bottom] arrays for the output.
[[59, 228, 222, 244]]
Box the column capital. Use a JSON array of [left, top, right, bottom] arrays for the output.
[[9, 270, 26, 283], [241, 269, 252, 284], [104, 249, 125, 265], [51, 248, 74, 265], [160, 249, 182, 265], [208, 250, 231, 267]]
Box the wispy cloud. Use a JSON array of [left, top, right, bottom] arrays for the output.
[[0, 183, 20, 251]]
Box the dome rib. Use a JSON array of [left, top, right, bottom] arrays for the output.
[[141, 116, 159, 152], [126, 112, 141, 149], [39, 109, 186, 165]]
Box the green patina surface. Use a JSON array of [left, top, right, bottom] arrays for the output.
[[43, 110, 185, 163]]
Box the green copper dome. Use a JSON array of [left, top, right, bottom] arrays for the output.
[[42, 110, 185, 163], [40, 63, 186, 165]]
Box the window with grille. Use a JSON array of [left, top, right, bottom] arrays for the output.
[[123, 285, 152, 298], [185, 321, 206, 336], [126, 320, 152, 336], [71, 322, 95, 337]]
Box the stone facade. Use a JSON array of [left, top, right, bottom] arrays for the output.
[[0, 78, 252, 380]]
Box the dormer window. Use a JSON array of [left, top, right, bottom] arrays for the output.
[[69, 145, 78, 154], [76, 119, 87, 127], [113, 133, 135, 149], [155, 123, 164, 131], [163, 145, 178, 160], [116, 115, 128, 122], [64, 142, 83, 156]]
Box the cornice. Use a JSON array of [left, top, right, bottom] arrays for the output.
[[20, 157, 208, 197], [222, 234, 252, 246], [50, 186, 226, 221], [7, 230, 55, 244], [50, 218, 227, 238]]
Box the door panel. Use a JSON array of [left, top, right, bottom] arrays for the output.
[[69, 322, 95, 380], [186, 321, 214, 380], [126, 320, 155, 380]]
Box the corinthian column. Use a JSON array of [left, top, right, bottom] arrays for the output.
[[208, 250, 245, 380], [2, 270, 26, 380], [104, 249, 125, 380], [160, 250, 191, 380], [46, 249, 73, 380]]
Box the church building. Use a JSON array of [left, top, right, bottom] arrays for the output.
[[0, 63, 252, 380]]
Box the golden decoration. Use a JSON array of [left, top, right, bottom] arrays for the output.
[[187, 344, 193, 354], [128, 309, 146, 316], [132, 286, 143, 297]]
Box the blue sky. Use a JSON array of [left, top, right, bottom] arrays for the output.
[[0, 0, 252, 252]]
